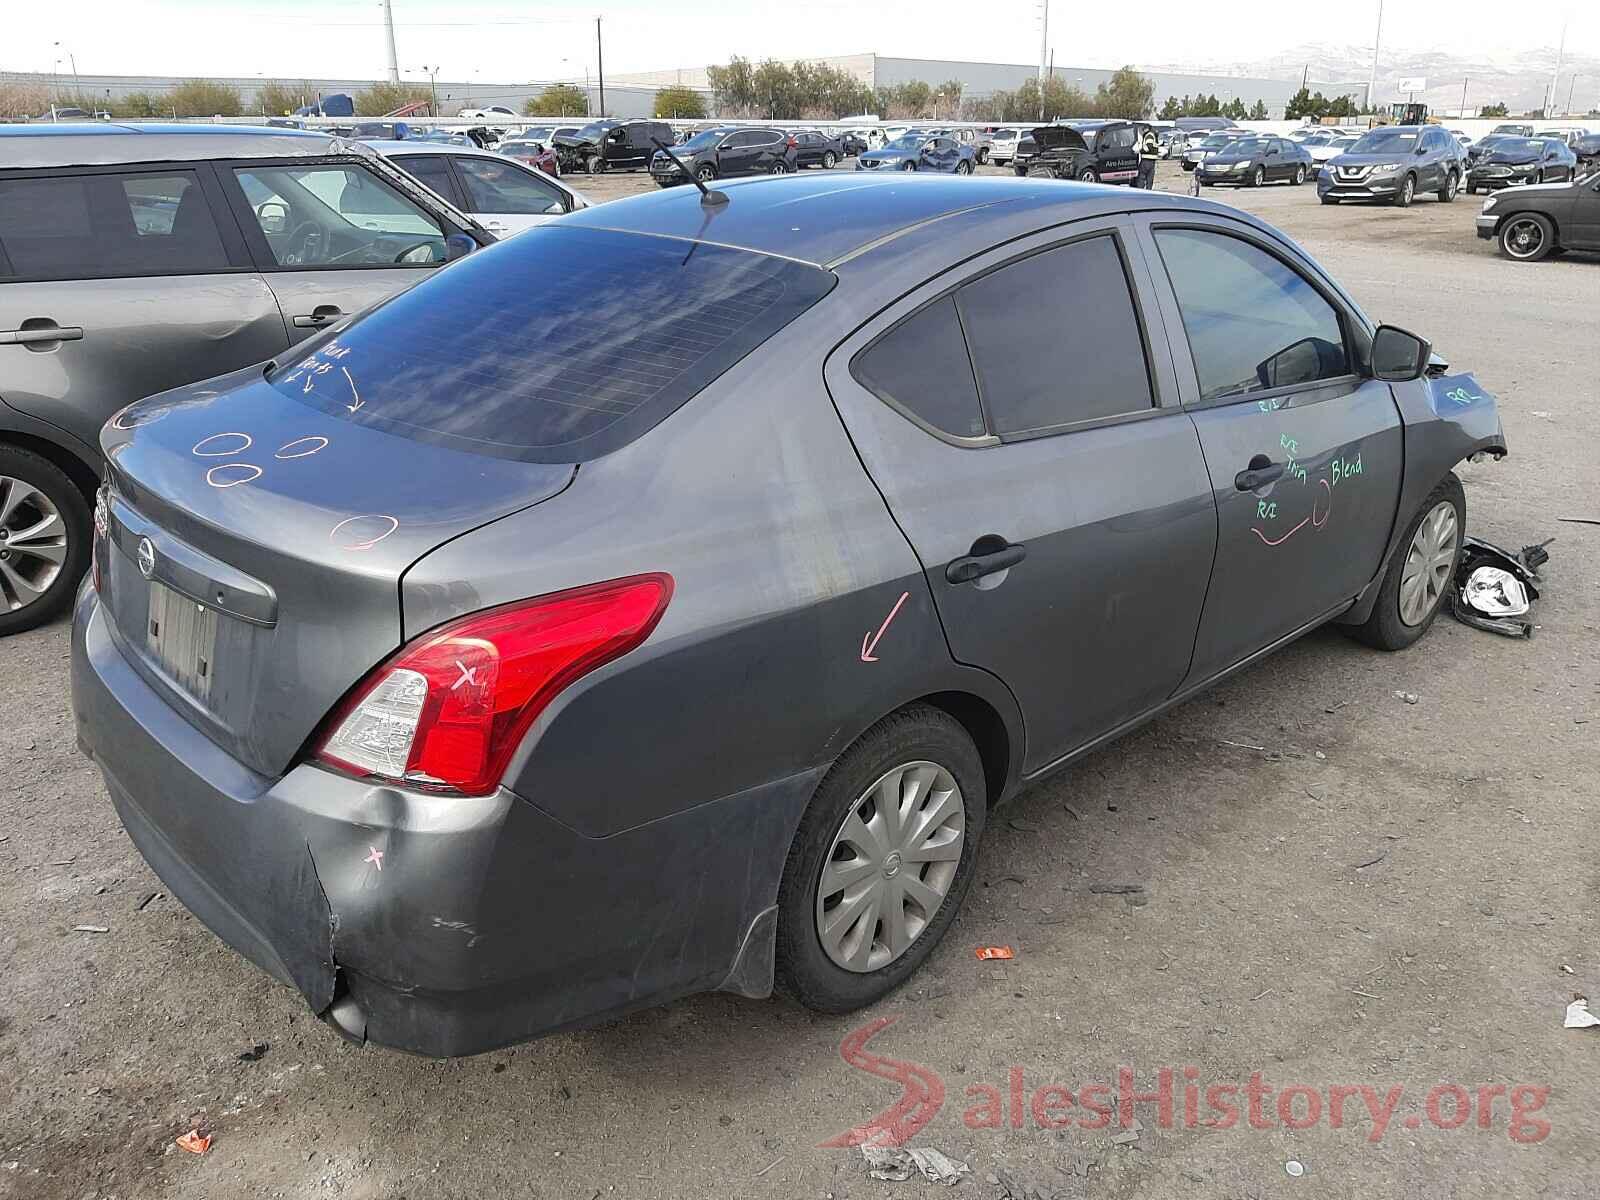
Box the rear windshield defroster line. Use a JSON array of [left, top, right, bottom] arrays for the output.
[[268, 226, 835, 463]]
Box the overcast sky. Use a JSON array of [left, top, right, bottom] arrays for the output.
[[9, 0, 1593, 84]]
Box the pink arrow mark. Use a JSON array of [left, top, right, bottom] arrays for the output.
[[861, 591, 911, 663], [364, 846, 383, 871]]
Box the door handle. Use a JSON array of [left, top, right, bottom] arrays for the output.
[[292, 305, 344, 329], [1235, 456, 1286, 491], [0, 324, 83, 345], [945, 541, 1026, 584]]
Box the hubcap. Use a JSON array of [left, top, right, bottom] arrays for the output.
[[1398, 501, 1459, 627], [0, 475, 68, 613], [1506, 220, 1543, 257], [815, 761, 965, 973]]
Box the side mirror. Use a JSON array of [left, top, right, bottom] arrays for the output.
[[1370, 324, 1431, 382], [445, 231, 477, 259]]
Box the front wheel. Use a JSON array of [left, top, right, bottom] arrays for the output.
[[1499, 212, 1556, 261], [695, 163, 717, 183], [1250, 165, 1265, 187], [0, 446, 89, 636], [822, 150, 837, 169], [1079, 167, 1097, 183], [1347, 474, 1464, 651], [1438, 170, 1459, 202], [1394, 173, 1415, 206], [585, 154, 603, 175], [774, 705, 986, 1012], [901, 160, 917, 172]]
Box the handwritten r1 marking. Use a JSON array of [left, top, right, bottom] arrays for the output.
[[861, 591, 911, 663]]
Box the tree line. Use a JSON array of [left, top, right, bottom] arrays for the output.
[[1159, 94, 1270, 120]]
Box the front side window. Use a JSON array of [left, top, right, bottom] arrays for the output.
[[1155, 228, 1349, 402], [391, 155, 465, 208], [957, 235, 1154, 435], [0, 170, 229, 281], [234, 164, 445, 269], [453, 157, 565, 215]]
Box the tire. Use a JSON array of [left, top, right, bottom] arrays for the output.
[[977, 147, 990, 164], [1013, 163, 1027, 177], [769, 160, 791, 175], [1079, 168, 1097, 183], [1438, 170, 1458, 202], [901, 160, 917, 172], [0, 446, 90, 637], [1393, 173, 1415, 206], [774, 704, 986, 1013], [1293, 164, 1307, 185], [1347, 474, 1465, 651], [585, 154, 602, 174], [1320, 194, 1339, 204], [1533, 170, 1544, 185], [1498, 212, 1556, 261], [1250, 165, 1265, 187], [1466, 184, 1478, 195], [955, 159, 972, 175], [695, 163, 716, 183], [822, 151, 837, 169]]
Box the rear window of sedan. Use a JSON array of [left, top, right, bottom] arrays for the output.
[[267, 227, 835, 462]]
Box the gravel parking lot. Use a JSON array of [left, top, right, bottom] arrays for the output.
[[3, 159, 1597, 1200]]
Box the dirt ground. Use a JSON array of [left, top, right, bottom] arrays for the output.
[[3, 160, 1598, 1200]]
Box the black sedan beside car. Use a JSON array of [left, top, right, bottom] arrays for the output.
[[1466, 137, 1579, 193], [1477, 170, 1600, 261], [791, 130, 846, 169], [1195, 136, 1315, 187]]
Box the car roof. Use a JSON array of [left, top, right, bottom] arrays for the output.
[[0, 122, 343, 169], [366, 141, 494, 158], [558, 172, 1254, 271]]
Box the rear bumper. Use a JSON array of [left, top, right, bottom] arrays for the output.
[[72, 586, 819, 1056]]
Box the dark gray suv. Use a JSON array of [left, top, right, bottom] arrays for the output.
[[0, 124, 489, 633], [1318, 125, 1467, 206], [73, 175, 1506, 1056]]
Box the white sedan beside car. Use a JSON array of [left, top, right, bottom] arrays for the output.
[[367, 141, 589, 238]]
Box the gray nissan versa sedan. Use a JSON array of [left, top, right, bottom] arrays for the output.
[[72, 174, 1508, 1056]]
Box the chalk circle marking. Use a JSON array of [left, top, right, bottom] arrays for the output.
[[206, 463, 262, 489], [276, 436, 330, 459], [330, 514, 400, 552], [192, 432, 253, 458]]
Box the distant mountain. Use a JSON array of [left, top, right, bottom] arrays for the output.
[[1142, 43, 1600, 116]]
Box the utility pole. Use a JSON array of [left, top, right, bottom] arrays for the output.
[[1546, 15, 1566, 117], [1367, 0, 1383, 112], [596, 16, 606, 118], [1566, 75, 1578, 118], [1460, 76, 1468, 118], [381, 0, 400, 83], [1038, 0, 1049, 85]]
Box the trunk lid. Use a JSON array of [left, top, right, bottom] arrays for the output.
[[99, 367, 574, 778]]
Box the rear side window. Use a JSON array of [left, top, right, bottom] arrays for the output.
[[391, 155, 466, 208], [852, 296, 986, 439], [269, 226, 834, 462], [1155, 228, 1349, 402], [0, 171, 229, 281], [956, 236, 1154, 435]]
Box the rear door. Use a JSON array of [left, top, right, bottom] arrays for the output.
[[1097, 126, 1140, 183], [0, 163, 285, 454], [1136, 216, 1404, 684], [826, 221, 1217, 773], [218, 158, 453, 344]]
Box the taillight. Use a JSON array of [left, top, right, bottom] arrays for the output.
[[786, 135, 797, 148], [314, 574, 673, 795]]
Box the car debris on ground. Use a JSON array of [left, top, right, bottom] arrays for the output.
[[1448, 536, 1550, 638], [860, 1145, 970, 1185], [1564, 997, 1600, 1029]]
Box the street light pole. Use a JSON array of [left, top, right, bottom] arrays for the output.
[[419, 64, 439, 116], [1367, 0, 1383, 113], [1546, 16, 1566, 117], [381, 0, 401, 83], [596, 17, 606, 118]]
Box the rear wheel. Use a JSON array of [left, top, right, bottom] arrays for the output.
[[769, 160, 791, 175], [774, 705, 985, 1012], [1348, 474, 1464, 651], [822, 150, 837, 169], [955, 159, 972, 175], [977, 146, 990, 164], [1293, 164, 1307, 185], [0, 446, 89, 637], [1499, 212, 1555, 261]]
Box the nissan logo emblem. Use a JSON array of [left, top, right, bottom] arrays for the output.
[[137, 537, 156, 580]]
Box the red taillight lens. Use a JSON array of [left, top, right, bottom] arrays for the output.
[[786, 135, 797, 148], [315, 574, 673, 795]]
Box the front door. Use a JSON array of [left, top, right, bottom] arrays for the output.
[[0, 164, 285, 453], [218, 159, 453, 345], [1137, 218, 1404, 683], [826, 222, 1217, 773], [1570, 177, 1600, 249]]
